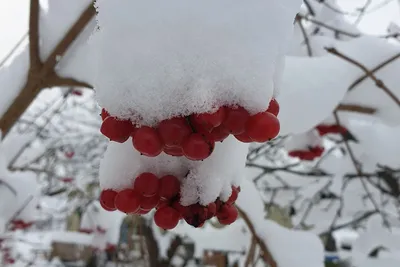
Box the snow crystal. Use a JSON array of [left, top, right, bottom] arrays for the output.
[[92, 0, 302, 125], [99, 136, 249, 206]]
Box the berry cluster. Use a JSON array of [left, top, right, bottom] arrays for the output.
[[99, 173, 240, 229], [100, 99, 280, 160], [9, 220, 33, 231], [288, 146, 324, 161]]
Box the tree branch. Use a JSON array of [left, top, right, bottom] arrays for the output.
[[336, 104, 377, 114], [29, 0, 42, 70]]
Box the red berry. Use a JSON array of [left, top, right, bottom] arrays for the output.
[[101, 109, 110, 120], [217, 205, 238, 225], [137, 208, 151, 215], [156, 198, 170, 210], [163, 145, 184, 156], [245, 112, 280, 142], [210, 126, 230, 142], [226, 187, 239, 205], [267, 98, 280, 116], [172, 200, 187, 216], [183, 204, 208, 228], [159, 175, 181, 200], [182, 133, 215, 160], [158, 117, 192, 146], [234, 132, 253, 143], [132, 126, 163, 157], [100, 189, 118, 211], [221, 106, 250, 134], [207, 202, 217, 219], [134, 173, 160, 197], [192, 107, 226, 130], [100, 117, 134, 143], [72, 90, 83, 96], [154, 206, 180, 229], [114, 189, 140, 213], [140, 194, 160, 210]]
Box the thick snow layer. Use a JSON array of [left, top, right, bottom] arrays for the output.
[[283, 129, 322, 151], [278, 36, 400, 135], [92, 0, 302, 125], [99, 136, 249, 206], [237, 179, 325, 267]]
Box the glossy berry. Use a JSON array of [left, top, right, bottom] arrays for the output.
[[100, 117, 134, 143], [245, 112, 280, 142], [154, 206, 181, 229], [192, 107, 226, 130], [132, 126, 163, 157], [158, 117, 192, 146], [226, 187, 239, 205], [114, 189, 140, 213], [182, 133, 215, 160], [101, 109, 110, 121], [234, 132, 253, 143], [163, 145, 184, 156], [217, 205, 238, 225], [221, 106, 250, 134], [267, 98, 280, 116], [159, 175, 181, 200], [210, 126, 230, 142], [134, 172, 160, 197], [207, 202, 217, 219], [100, 189, 118, 211], [140, 194, 160, 210]]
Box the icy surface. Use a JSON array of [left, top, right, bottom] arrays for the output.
[[92, 0, 302, 125], [99, 136, 249, 206]]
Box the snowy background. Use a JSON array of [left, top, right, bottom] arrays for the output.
[[1, 0, 400, 267]]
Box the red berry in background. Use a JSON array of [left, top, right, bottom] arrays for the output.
[[192, 107, 226, 130], [134, 172, 160, 197], [245, 112, 280, 142], [133, 126, 163, 157], [234, 132, 253, 143], [182, 133, 215, 160], [226, 187, 239, 205], [210, 126, 230, 142], [154, 206, 180, 229], [217, 205, 238, 225], [159, 175, 181, 200], [267, 98, 280, 116], [163, 145, 184, 156], [221, 106, 250, 134], [65, 151, 75, 158], [114, 189, 140, 213], [100, 189, 118, 211], [79, 228, 94, 234], [101, 109, 110, 121], [140, 194, 160, 210], [158, 117, 192, 146], [101, 117, 134, 143], [71, 90, 83, 96]]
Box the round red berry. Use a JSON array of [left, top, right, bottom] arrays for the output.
[[245, 112, 280, 142], [234, 132, 253, 143], [221, 106, 250, 134], [217, 205, 238, 225], [140, 194, 160, 210], [207, 202, 217, 219], [192, 107, 226, 130], [100, 117, 134, 143], [100, 189, 118, 211], [159, 175, 181, 200], [163, 145, 184, 156], [182, 133, 215, 160], [101, 109, 110, 121], [114, 189, 140, 213], [158, 117, 192, 146], [132, 126, 163, 157], [154, 206, 181, 229], [267, 98, 280, 116], [137, 208, 151, 215], [134, 173, 160, 197], [210, 126, 230, 142], [226, 187, 239, 205]]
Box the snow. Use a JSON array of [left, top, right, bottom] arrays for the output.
[[92, 0, 302, 126], [283, 129, 322, 151], [100, 135, 249, 206], [237, 179, 325, 267]]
